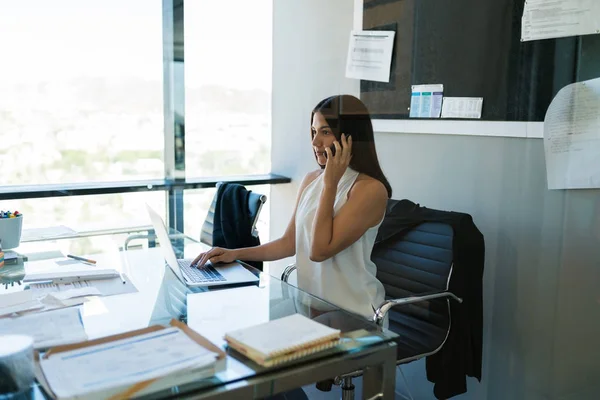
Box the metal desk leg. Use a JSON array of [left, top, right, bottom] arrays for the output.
[[362, 343, 397, 399]]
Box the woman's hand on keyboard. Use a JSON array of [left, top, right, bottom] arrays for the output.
[[192, 247, 237, 268]]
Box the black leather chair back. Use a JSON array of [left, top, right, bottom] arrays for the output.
[[200, 183, 266, 246], [372, 222, 454, 359]]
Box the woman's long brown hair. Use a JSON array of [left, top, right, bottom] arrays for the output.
[[312, 95, 392, 198]]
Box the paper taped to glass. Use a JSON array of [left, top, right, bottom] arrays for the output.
[[345, 30, 395, 83], [544, 77, 600, 190], [522, 0, 600, 42]]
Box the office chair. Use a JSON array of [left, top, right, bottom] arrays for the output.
[[281, 221, 462, 399], [199, 182, 267, 246], [123, 183, 266, 252]]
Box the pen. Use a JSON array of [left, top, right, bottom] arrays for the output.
[[67, 254, 97, 265], [119, 270, 126, 285]]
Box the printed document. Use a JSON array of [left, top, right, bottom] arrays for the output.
[[522, 0, 600, 41], [441, 97, 484, 119], [410, 84, 444, 118], [30, 275, 137, 297], [544, 77, 600, 189], [40, 327, 217, 399], [346, 30, 395, 82], [0, 307, 86, 348]]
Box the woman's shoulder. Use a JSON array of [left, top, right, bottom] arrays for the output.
[[351, 174, 388, 199], [295, 169, 323, 196], [302, 169, 323, 185]]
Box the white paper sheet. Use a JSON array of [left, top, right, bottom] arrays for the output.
[[0, 291, 44, 316], [0, 289, 90, 317], [409, 84, 444, 118], [522, 0, 600, 41], [40, 327, 217, 399], [345, 30, 395, 83], [45, 287, 102, 301], [441, 97, 484, 119], [29, 275, 137, 297], [0, 307, 87, 348], [544, 78, 600, 190], [20, 225, 78, 241]]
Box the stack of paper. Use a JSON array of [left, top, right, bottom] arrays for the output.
[[36, 321, 225, 400], [0, 289, 97, 317]]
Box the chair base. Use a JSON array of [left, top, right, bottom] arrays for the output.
[[341, 377, 355, 400], [337, 365, 414, 400]]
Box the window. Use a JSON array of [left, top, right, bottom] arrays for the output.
[[184, 0, 272, 178], [0, 0, 164, 185], [1, 192, 165, 255]]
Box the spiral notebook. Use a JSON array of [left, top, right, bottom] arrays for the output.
[[224, 313, 341, 367]]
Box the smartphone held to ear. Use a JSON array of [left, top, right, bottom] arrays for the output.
[[326, 134, 351, 157]]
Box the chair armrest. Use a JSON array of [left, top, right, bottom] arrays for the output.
[[372, 291, 463, 326], [124, 234, 152, 250], [281, 263, 297, 282], [123, 232, 190, 250]]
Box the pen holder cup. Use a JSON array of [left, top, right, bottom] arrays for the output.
[[0, 215, 23, 250], [0, 335, 34, 396]]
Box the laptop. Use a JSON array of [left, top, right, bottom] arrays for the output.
[[146, 205, 259, 287]]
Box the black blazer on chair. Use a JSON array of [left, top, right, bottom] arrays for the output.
[[213, 183, 262, 270], [375, 199, 484, 399]]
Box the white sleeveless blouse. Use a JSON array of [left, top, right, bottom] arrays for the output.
[[295, 167, 385, 319]]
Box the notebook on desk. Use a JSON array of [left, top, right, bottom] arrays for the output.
[[224, 313, 341, 367]]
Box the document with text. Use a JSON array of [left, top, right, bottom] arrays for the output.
[[544, 78, 600, 189], [522, 0, 600, 41], [346, 30, 395, 83]]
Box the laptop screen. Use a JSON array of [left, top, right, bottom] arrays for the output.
[[145, 204, 186, 283]]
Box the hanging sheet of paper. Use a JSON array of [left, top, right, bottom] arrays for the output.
[[345, 30, 395, 83], [441, 97, 484, 119], [522, 0, 600, 41], [409, 84, 444, 118], [544, 78, 600, 190]]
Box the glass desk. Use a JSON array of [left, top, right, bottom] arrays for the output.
[[0, 232, 398, 399]]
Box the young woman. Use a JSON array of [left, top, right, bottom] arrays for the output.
[[193, 94, 392, 320]]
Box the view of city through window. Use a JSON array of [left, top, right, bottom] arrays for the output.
[[0, 0, 272, 252]]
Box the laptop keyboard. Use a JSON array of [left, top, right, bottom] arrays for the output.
[[178, 259, 226, 283]]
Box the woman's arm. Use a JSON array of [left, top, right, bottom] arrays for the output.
[[310, 134, 387, 262], [193, 170, 321, 266], [310, 179, 387, 262]]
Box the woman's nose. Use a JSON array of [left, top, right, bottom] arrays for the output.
[[311, 134, 320, 147]]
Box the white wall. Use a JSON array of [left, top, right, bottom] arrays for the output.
[[270, 0, 358, 276]]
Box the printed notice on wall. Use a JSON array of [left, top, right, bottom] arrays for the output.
[[544, 77, 600, 190], [522, 0, 600, 41], [345, 30, 395, 83], [409, 84, 444, 118]]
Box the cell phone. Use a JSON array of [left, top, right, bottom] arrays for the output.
[[328, 133, 351, 157], [328, 143, 336, 157]]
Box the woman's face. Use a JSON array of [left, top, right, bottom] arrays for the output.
[[311, 111, 337, 167]]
